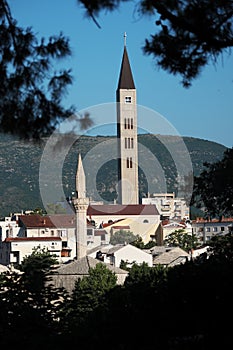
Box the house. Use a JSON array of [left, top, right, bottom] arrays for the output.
[[88, 243, 153, 267], [192, 217, 233, 243], [49, 256, 128, 293], [142, 192, 190, 221], [0, 215, 20, 241], [161, 219, 192, 243], [152, 246, 189, 267], [2, 236, 62, 265]]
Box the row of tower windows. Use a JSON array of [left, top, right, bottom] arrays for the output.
[[124, 118, 133, 129], [125, 137, 134, 149], [126, 157, 133, 168]]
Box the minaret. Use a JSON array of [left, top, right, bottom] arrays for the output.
[[73, 154, 89, 259], [116, 33, 139, 205]]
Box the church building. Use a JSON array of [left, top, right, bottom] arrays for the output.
[[73, 38, 161, 259]]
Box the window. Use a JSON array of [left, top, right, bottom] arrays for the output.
[[126, 157, 132, 168], [124, 118, 133, 129], [131, 138, 134, 148], [125, 137, 127, 149], [221, 227, 225, 231], [130, 157, 133, 168], [125, 96, 131, 103]]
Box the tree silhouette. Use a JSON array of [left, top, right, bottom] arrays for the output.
[[79, 0, 233, 87], [192, 147, 233, 218]]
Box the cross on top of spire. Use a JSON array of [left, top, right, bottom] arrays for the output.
[[124, 32, 127, 47]]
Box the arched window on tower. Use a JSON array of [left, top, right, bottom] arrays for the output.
[[125, 138, 127, 149], [131, 118, 133, 129], [131, 138, 134, 148]]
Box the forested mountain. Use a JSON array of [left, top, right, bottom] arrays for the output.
[[0, 133, 227, 217]]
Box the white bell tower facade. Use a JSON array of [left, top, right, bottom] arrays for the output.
[[116, 37, 139, 205]]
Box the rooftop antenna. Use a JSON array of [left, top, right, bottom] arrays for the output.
[[124, 32, 127, 47]]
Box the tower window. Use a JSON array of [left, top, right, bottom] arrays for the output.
[[125, 96, 131, 103], [125, 138, 134, 149], [124, 118, 127, 129], [131, 118, 133, 129], [127, 118, 130, 129], [126, 157, 133, 168]]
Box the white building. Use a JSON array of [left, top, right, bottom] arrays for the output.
[[192, 217, 233, 243], [0, 216, 20, 241], [88, 243, 153, 267], [142, 193, 189, 221]]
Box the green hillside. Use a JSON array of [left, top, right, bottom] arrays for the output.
[[0, 133, 227, 217]]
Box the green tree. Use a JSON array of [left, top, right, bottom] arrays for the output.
[[60, 263, 117, 333], [20, 246, 58, 293], [0, 0, 93, 141], [0, 248, 65, 347], [79, 0, 233, 87], [164, 228, 198, 251], [110, 229, 137, 245], [192, 147, 233, 218], [130, 234, 145, 249]]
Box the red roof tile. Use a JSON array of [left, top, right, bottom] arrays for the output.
[[5, 237, 61, 242], [87, 204, 159, 216], [19, 214, 56, 228]]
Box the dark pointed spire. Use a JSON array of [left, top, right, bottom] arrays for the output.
[[117, 46, 135, 90]]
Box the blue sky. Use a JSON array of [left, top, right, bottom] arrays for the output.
[[9, 0, 233, 148]]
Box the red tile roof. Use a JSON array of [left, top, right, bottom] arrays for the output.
[[5, 237, 61, 242], [19, 214, 55, 228], [19, 214, 77, 229], [112, 226, 131, 230], [87, 204, 159, 217], [48, 215, 76, 228], [194, 217, 233, 223]]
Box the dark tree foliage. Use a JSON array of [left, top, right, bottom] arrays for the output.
[[78, 0, 233, 87], [192, 147, 233, 218], [0, 0, 75, 140], [0, 248, 67, 348], [2, 237, 233, 349]]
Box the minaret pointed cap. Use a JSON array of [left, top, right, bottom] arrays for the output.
[[76, 154, 86, 198]]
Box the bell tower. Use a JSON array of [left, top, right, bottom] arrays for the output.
[[116, 34, 139, 205]]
